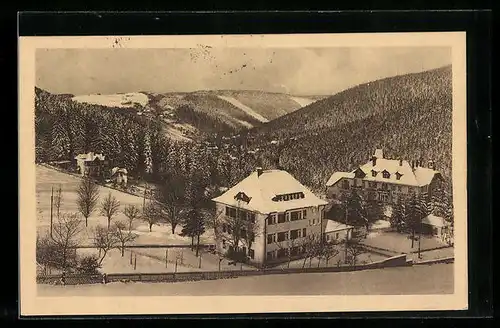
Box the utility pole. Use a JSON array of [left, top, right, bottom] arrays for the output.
[[198, 252, 202, 269], [344, 202, 348, 264], [50, 186, 54, 239]]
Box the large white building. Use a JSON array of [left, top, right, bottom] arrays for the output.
[[212, 168, 328, 267], [325, 149, 444, 205]]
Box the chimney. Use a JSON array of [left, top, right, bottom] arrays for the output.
[[256, 167, 263, 177], [411, 160, 415, 169], [372, 157, 377, 166], [428, 160, 435, 170], [399, 159, 403, 166]]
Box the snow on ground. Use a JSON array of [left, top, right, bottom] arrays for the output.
[[72, 92, 149, 108], [362, 231, 448, 254], [289, 96, 316, 107], [38, 263, 454, 296], [36, 165, 213, 246], [271, 249, 388, 270], [217, 95, 269, 123], [164, 125, 193, 142]]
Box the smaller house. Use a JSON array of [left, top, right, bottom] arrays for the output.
[[323, 220, 354, 243], [111, 167, 128, 187], [421, 214, 451, 239], [74, 152, 108, 179]]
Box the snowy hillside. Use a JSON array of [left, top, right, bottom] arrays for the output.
[[72, 92, 150, 108]]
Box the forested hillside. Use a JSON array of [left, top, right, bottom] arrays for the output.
[[246, 65, 453, 191]]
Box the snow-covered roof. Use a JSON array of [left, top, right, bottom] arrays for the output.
[[422, 214, 449, 228], [324, 220, 353, 233], [75, 152, 105, 162], [212, 169, 328, 214], [326, 172, 355, 187], [326, 150, 441, 187]]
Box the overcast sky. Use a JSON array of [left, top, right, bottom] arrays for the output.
[[36, 47, 451, 96]]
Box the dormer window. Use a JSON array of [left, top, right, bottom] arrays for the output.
[[382, 170, 390, 179], [354, 168, 366, 179], [234, 192, 251, 203], [371, 170, 378, 177], [395, 172, 403, 180], [272, 192, 305, 202]]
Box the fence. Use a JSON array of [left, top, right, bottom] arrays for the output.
[[412, 256, 454, 265], [37, 254, 414, 286]]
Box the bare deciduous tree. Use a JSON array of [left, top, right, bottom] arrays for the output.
[[124, 204, 140, 232], [142, 201, 161, 232], [346, 237, 365, 267], [50, 212, 84, 271], [300, 233, 323, 268], [93, 225, 119, 265], [100, 192, 120, 229], [113, 221, 138, 257], [318, 240, 340, 267], [54, 184, 63, 221], [77, 177, 100, 227]]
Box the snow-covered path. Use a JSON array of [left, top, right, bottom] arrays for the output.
[[217, 95, 269, 123]]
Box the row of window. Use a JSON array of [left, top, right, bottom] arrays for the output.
[[267, 246, 306, 259], [220, 242, 256, 259], [221, 224, 255, 242], [267, 210, 308, 225], [225, 206, 256, 222], [271, 192, 305, 202], [267, 228, 307, 244], [341, 179, 416, 193]]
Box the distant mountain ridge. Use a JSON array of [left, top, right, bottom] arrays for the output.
[[35, 86, 327, 142], [247, 65, 453, 189]]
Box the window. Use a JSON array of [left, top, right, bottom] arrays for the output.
[[290, 246, 300, 256], [382, 170, 390, 179], [226, 207, 236, 218], [277, 213, 286, 223], [222, 224, 227, 233], [248, 249, 255, 259], [247, 212, 256, 223], [239, 211, 246, 220], [396, 172, 403, 180], [302, 228, 307, 237], [222, 239, 226, 249], [267, 234, 275, 244], [290, 229, 299, 240], [371, 170, 377, 177], [326, 234, 330, 241], [266, 251, 275, 260], [277, 231, 288, 242], [277, 248, 287, 258], [342, 179, 350, 189], [286, 212, 290, 222], [335, 233, 339, 239], [241, 228, 247, 237], [267, 214, 276, 225], [303, 210, 307, 218], [291, 211, 300, 221]]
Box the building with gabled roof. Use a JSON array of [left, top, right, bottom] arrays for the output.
[[326, 149, 444, 205], [212, 168, 328, 266], [74, 152, 109, 179]]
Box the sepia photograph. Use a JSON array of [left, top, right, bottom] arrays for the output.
[[19, 32, 467, 315]]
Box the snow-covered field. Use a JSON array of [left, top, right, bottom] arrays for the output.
[[38, 263, 454, 296], [36, 165, 216, 244], [217, 95, 269, 123], [72, 92, 149, 108], [289, 96, 316, 107]]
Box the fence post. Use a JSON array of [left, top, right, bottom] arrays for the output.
[[130, 251, 133, 265], [134, 255, 137, 270], [165, 249, 168, 268]]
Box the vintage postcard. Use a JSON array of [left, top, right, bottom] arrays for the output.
[[19, 32, 468, 316]]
